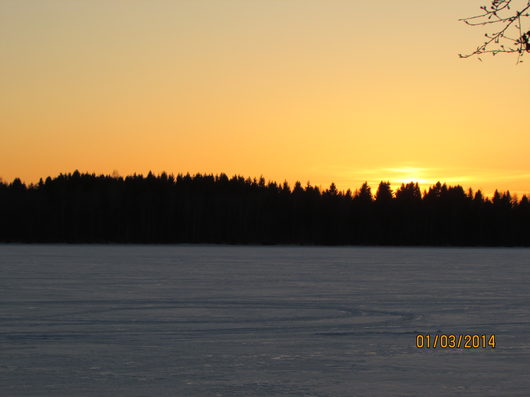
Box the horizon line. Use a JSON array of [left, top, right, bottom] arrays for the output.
[[2, 169, 527, 199]]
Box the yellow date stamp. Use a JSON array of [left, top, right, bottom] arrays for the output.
[[416, 334, 496, 349]]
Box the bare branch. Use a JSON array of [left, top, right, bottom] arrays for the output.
[[459, 0, 530, 63]]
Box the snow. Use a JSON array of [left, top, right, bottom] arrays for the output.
[[1, 245, 529, 396]]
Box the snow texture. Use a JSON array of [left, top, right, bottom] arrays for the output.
[[1, 245, 529, 396]]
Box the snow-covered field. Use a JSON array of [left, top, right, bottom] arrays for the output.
[[1, 245, 529, 396]]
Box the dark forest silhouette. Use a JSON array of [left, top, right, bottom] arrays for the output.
[[1, 170, 529, 246]]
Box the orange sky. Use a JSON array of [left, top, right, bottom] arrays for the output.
[[1, 1, 529, 196]]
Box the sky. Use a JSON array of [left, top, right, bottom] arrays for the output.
[[1, 0, 529, 196]]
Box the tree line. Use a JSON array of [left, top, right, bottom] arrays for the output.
[[1, 171, 529, 246]]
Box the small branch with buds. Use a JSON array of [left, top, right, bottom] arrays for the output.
[[459, 0, 530, 63]]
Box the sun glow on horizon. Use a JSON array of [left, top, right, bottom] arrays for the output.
[[384, 167, 433, 185]]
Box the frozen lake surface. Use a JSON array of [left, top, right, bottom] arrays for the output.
[[1, 245, 529, 396]]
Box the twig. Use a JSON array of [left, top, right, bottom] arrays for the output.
[[459, 0, 530, 63]]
